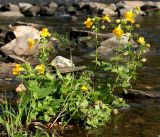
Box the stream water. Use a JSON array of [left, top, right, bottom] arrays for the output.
[[0, 13, 160, 136]]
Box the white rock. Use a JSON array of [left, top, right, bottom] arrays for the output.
[[50, 56, 75, 68]]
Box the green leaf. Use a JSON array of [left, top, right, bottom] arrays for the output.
[[44, 114, 51, 122], [56, 68, 63, 80], [110, 56, 122, 62], [36, 86, 53, 99]]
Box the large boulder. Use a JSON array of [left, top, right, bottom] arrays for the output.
[[0, 11, 24, 17], [0, 26, 40, 56], [39, 2, 58, 16], [83, 34, 137, 59]]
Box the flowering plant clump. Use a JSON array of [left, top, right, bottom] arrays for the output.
[[0, 7, 151, 136]]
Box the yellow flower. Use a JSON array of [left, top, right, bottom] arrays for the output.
[[146, 44, 150, 47], [81, 85, 88, 91], [141, 58, 147, 62], [35, 64, 45, 74], [101, 15, 111, 22], [112, 25, 124, 38], [28, 38, 36, 49], [13, 64, 24, 75], [116, 19, 121, 23], [40, 28, 51, 38], [135, 24, 140, 28], [138, 37, 145, 45], [124, 11, 135, 23], [84, 18, 93, 29]]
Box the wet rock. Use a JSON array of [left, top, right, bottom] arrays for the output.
[[22, 5, 40, 17], [0, 11, 24, 17], [0, 3, 19, 12], [127, 89, 160, 99], [15, 21, 42, 28], [39, 2, 58, 16], [69, 30, 114, 41], [50, 56, 75, 68]]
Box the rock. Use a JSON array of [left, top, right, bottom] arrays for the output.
[[68, 16, 78, 22], [69, 30, 114, 41], [13, 26, 40, 39], [141, 1, 159, 11], [15, 21, 42, 28], [50, 56, 75, 68], [0, 11, 24, 17], [123, 1, 145, 10], [39, 2, 58, 16], [102, 7, 116, 16], [119, 8, 145, 16], [78, 2, 116, 16], [22, 5, 40, 17], [0, 3, 20, 12], [126, 89, 160, 99], [0, 26, 40, 56], [19, 2, 33, 11], [67, 5, 77, 15], [108, 3, 116, 11], [83, 34, 137, 59], [115, 1, 145, 16]]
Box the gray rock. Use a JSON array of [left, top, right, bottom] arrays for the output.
[[78, 2, 116, 16], [13, 25, 40, 39], [50, 56, 75, 68], [141, 1, 159, 11], [127, 89, 160, 99], [123, 1, 145, 10], [102, 7, 116, 16], [119, 8, 145, 16], [22, 5, 40, 17], [108, 3, 116, 11], [40, 2, 58, 16], [0, 26, 40, 56], [0, 11, 24, 17], [0, 3, 20, 12], [83, 34, 137, 60], [19, 2, 33, 12]]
